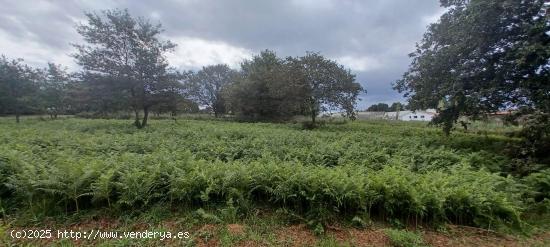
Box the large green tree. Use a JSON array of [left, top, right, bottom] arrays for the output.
[[367, 103, 390, 112], [150, 71, 197, 117], [189, 64, 236, 117], [73, 9, 176, 128], [389, 102, 405, 112], [289, 52, 364, 123], [228, 51, 364, 122], [66, 72, 130, 116], [39, 63, 69, 118], [0, 56, 39, 122], [395, 0, 550, 135], [228, 50, 304, 121]]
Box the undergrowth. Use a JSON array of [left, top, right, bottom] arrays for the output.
[[0, 118, 547, 232]]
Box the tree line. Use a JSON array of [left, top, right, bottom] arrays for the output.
[[0, 9, 364, 128], [365, 102, 408, 112]]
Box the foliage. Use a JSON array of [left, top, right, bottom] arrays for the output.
[[516, 112, 550, 166], [227, 50, 363, 123], [367, 103, 390, 112], [366, 102, 407, 112], [523, 169, 550, 204], [288, 52, 364, 123], [0, 118, 544, 230], [227, 50, 305, 121], [72, 8, 177, 128], [149, 72, 198, 117], [188, 64, 236, 117], [385, 229, 427, 247], [0, 56, 40, 122], [395, 0, 550, 136], [389, 102, 406, 112], [38, 63, 70, 119]]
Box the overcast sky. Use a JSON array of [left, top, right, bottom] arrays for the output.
[[0, 0, 445, 109]]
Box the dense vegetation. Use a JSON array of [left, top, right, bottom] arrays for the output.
[[2, 2, 548, 165], [396, 0, 550, 136], [1, 118, 548, 233]]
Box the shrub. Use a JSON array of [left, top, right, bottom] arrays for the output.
[[385, 229, 427, 247], [523, 169, 550, 203]]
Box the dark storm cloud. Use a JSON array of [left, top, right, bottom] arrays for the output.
[[0, 0, 444, 106]]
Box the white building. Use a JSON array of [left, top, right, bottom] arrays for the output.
[[384, 109, 436, 122]]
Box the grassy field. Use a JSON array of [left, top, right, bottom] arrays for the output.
[[0, 117, 548, 246]]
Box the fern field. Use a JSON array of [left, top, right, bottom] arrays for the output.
[[0, 117, 548, 232]]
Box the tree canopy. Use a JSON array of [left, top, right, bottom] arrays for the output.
[[395, 0, 550, 134], [227, 50, 363, 122], [227, 50, 303, 121], [188, 64, 236, 117], [39, 63, 70, 118], [367, 103, 390, 112], [0, 56, 39, 122], [73, 9, 176, 128], [289, 52, 364, 123]]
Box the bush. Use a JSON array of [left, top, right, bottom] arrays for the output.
[[301, 120, 325, 130], [504, 111, 550, 174], [385, 229, 426, 247], [523, 169, 550, 203]]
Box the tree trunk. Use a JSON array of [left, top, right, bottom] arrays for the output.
[[310, 99, 317, 124], [15, 106, 20, 123], [134, 109, 142, 128], [141, 107, 149, 128], [460, 121, 468, 131]]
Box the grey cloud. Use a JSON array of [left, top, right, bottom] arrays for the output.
[[0, 0, 444, 105]]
